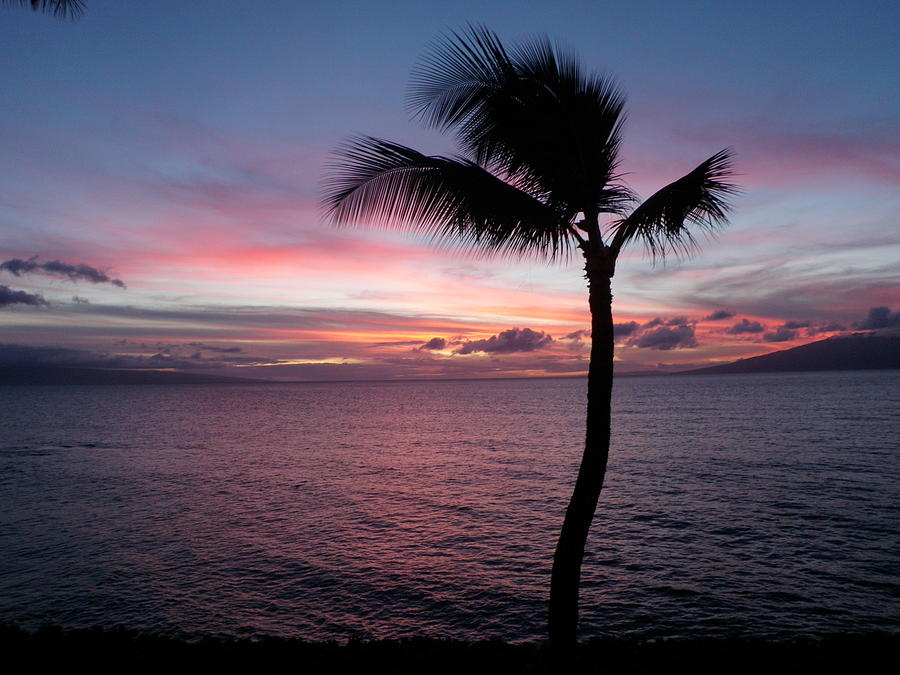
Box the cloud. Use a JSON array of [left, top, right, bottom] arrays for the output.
[[726, 318, 765, 334], [562, 325, 656, 355], [857, 306, 900, 330], [185, 343, 244, 354], [614, 322, 640, 338], [0, 343, 262, 370], [704, 310, 735, 321], [419, 337, 447, 351], [563, 325, 639, 341], [669, 248, 900, 328], [628, 324, 697, 350], [642, 316, 689, 329], [0, 257, 125, 287], [763, 327, 797, 342], [456, 327, 553, 355], [0, 285, 48, 307], [808, 321, 847, 334], [620, 315, 699, 351], [761, 319, 818, 341]]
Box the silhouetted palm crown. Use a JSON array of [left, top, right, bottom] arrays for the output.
[[324, 27, 735, 264], [2, 0, 85, 19]]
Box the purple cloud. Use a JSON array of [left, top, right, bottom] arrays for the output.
[[858, 306, 900, 330], [726, 318, 765, 334], [763, 327, 797, 342], [0, 343, 262, 370], [565, 324, 639, 341], [0, 285, 48, 308], [614, 322, 640, 338], [1, 257, 125, 288], [420, 337, 447, 351], [456, 327, 553, 355], [629, 324, 697, 350], [810, 321, 848, 334]]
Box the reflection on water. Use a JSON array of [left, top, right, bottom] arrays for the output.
[[1, 371, 898, 641]]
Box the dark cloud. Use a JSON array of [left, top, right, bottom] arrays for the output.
[[71, 296, 90, 304], [778, 320, 848, 336], [419, 337, 447, 351], [763, 319, 817, 340], [704, 310, 735, 321], [562, 326, 639, 341], [186, 343, 244, 354], [614, 322, 640, 338], [628, 325, 697, 350], [0, 259, 35, 276], [622, 316, 698, 350], [456, 327, 553, 355], [726, 318, 765, 334], [857, 306, 900, 330], [642, 316, 689, 329], [763, 327, 797, 342], [0, 257, 125, 288], [0, 343, 262, 370], [0, 285, 48, 307]]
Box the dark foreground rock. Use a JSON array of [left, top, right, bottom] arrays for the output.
[[3, 624, 897, 674]]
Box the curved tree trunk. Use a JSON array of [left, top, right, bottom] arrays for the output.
[[548, 261, 614, 656]]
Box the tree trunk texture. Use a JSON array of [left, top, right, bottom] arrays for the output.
[[548, 261, 614, 656]]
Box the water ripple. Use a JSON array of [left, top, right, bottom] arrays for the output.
[[1, 371, 898, 641]]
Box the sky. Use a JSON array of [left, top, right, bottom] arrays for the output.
[[1, 0, 898, 380]]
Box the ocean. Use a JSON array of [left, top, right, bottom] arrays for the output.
[[1, 371, 897, 642]]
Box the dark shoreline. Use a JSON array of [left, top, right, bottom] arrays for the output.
[[4, 625, 897, 674]]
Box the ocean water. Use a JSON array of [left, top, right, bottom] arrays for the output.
[[1, 371, 897, 642]]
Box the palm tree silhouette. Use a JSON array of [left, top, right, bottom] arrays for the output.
[[2, 0, 85, 20], [323, 26, 736, 652]]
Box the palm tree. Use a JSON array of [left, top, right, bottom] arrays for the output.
[[323, 26, 736, 653], [2, 0, 85, 20]]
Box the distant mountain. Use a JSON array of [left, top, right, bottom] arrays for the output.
[[679, 333, 900, 375], [0, 366, 262, 386]]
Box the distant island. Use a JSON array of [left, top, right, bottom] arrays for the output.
[[1, 333, 897, 385], [0, 366, 261, 386], [678, 333, 900, 375]]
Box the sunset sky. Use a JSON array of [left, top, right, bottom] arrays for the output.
[[1, 0, 897, 380]]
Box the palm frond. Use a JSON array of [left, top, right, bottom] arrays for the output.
[[609, 149, 737, 260], [2, 0, 85, 19], [408, 25, 629, 215], [475, 37, 629, 209], [322, 136, 575, 260], [408, 24, 512, 132]]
